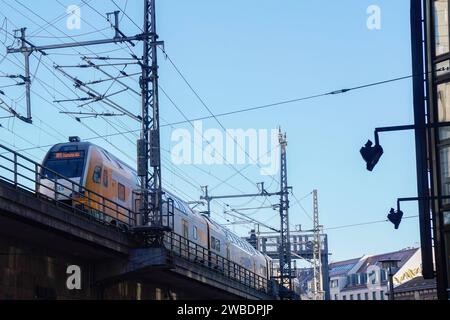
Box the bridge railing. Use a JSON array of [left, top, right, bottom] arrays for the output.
[[0, 144, 270, 294], [164, 232, 269, 294], [0, 144, 136, 228]]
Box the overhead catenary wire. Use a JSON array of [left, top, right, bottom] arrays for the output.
[[2, 40, 221, 210], [27, 0, 95, 37], [73, 1, 275, 211], [1, 64, 249, 210], [322, 215, 419, 231], [1, 60, 205, 208], [2, 0, 437, 145], [0, 1, 434, 231], [0, 3, 264, 218], [159, 47, 282, 189], [12, 65, 437, 131]]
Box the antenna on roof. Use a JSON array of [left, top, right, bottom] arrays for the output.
[[69, 136, 81, 143]]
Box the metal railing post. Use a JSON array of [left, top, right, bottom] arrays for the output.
[[53, 178, 57, 202], [13, 153, 17, 186], [34, 164, 39, 194]]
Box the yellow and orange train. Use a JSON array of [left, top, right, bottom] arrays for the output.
[[38, 138, 273, 282]]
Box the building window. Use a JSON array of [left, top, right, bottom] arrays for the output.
[[380, 269, 387, 282], [350, 294, 353, 300], [437, 60, 450, 77], [347, 274, 359, 286], [368, 270, 377, 284], [360, 273, 368, 284], [444, 211, 450, 225], [342, 295, 346, 300], [372, 291, 377, 300], [434, 0, 449, 56], [365, 292, 369, 300], [334, 294, 338, 300], [331, 279, 339, 288], [437, 83, 450, 141], [380, 291, 385, 300], [118, 183, 126, 201], [440, 146, 450, 205], [357, 293, 361, 300]]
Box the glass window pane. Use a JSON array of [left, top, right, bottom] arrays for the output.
[[438, 82, 450, 122], [443, 211, 450, 225], [437, 60, 450, 77], [439, 147, 450, 204], [42, 158, 84, 179], [434, 0, 449, 56], [437, 82, 450, 140]]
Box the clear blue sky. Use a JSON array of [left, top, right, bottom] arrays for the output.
[[0, 0, 419, 262]]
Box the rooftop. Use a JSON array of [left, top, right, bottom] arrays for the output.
[[356, 248, 419, 273], [394, 276, 437, 294], [329, 257, 362, 277]]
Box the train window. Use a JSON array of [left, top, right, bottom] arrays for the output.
[[42, 159, 83, 179], [216, 239, 221, 252], [60, 146, 77, 152], [261, 265, 267, 276], [173, 200, 180, 210], [102, 169, 108, 187], [101, 150, 112, 162], [177, 200, 187, 214], [115, 160, 124, 170], [182, 220, 188, 238], [211, 236, 220, 252], [93, 166, 102, 183], [211, 236, 216, 250], [193, 226, 198, 240], [118, 183, 126, 201]]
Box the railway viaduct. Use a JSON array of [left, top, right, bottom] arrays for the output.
[[0, 146, 277, 300]]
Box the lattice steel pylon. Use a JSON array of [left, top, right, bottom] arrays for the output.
[[312, 189, 324, 300], [136, 0, 165, 244], [278, 129, 293, 294], [5, 1, 168, 243]]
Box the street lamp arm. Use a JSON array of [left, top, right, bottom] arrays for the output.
[[396, 195, 450, 211], [374, 121, 450, 145]]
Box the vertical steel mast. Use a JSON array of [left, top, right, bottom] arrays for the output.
[[278, 129, 292, 292], [137, 0, 164, 242], [6, 1, 168, 242], [312, 189, 323, 300]]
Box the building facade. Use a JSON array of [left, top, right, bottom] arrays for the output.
[[410, 0, 450, 299], [329, 248, 422, 300]]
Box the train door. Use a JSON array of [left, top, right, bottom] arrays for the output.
[[133, 192, 141, 226], [181, 219, 189, 258], [226, 245, 231, 276]]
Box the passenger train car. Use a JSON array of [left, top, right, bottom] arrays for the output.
[[37, 138, 273, 283]]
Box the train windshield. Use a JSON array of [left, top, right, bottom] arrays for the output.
[[41, 151, 85, 179]]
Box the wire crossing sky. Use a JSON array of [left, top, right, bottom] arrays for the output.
[[0, 0, 418, 261]]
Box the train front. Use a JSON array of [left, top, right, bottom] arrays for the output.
[[38, 137, 88, 204]]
